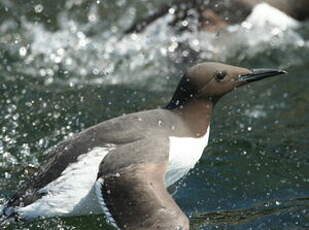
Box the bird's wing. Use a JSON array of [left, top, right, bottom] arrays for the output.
[[95, 163, 189, 230], [95, 139, 189, 230]]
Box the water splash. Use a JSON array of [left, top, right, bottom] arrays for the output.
[[1, 2, 308, 90]]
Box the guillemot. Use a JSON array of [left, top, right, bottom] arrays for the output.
[[0, 62, 286, 229], [125, 0, 309, 33]]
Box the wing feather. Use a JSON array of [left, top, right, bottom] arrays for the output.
[[95, 161, 189, 230], [95, 178, 120, 229]]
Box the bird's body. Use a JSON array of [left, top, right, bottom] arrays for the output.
[[1, 62, 285, 229], [5, 109, 209, 221]]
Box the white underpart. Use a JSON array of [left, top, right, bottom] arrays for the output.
[[165, 127, 210, 187], [17, 146, 114, 220]]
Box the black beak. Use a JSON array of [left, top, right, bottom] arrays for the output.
[[239, 69, 287, 83]]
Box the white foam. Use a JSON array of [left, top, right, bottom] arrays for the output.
[[193, 3, 304, 61], [18, 13, 175, 90], [245, 3, 299, 30], [2, 2, 308, 90]]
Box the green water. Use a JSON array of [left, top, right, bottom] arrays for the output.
[[0, 0, 308, 229]]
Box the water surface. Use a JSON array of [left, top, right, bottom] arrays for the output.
[[0, 0, 308, 229]]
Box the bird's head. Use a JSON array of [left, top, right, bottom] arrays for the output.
[[167, 62, 286, 108]]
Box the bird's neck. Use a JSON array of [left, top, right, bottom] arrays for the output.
[[165, 75, 197, 110], [167, 98, 214, 137]]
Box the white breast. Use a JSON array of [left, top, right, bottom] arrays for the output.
[[165, 127, 210, 187], [17, 146, 114, 220]]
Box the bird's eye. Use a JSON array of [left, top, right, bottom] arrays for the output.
[[215, 71, 227, 81]]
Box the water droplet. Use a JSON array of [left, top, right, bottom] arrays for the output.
[[88, 14, 97, 23], [34, 4, 44, 13], [192, 39, 199, 46], [5, 172, 11, 179], [39, 69, 47, 77], [54, 56, 61, 63], [19, 47, 27, 57], [181, 20, 188, 27], [53, 113, 61, 119], [168, 41, 178, 52], [92, 68, 99, 75], [12, 114, 19, 121], [241, 21, 252, 30], [168, 8, 175, 14]]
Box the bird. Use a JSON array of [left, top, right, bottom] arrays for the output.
[[125, 0, 309, 33], [0, 62, 286, 229]]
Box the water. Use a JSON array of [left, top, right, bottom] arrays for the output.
[[0, 0, 309, 229]]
